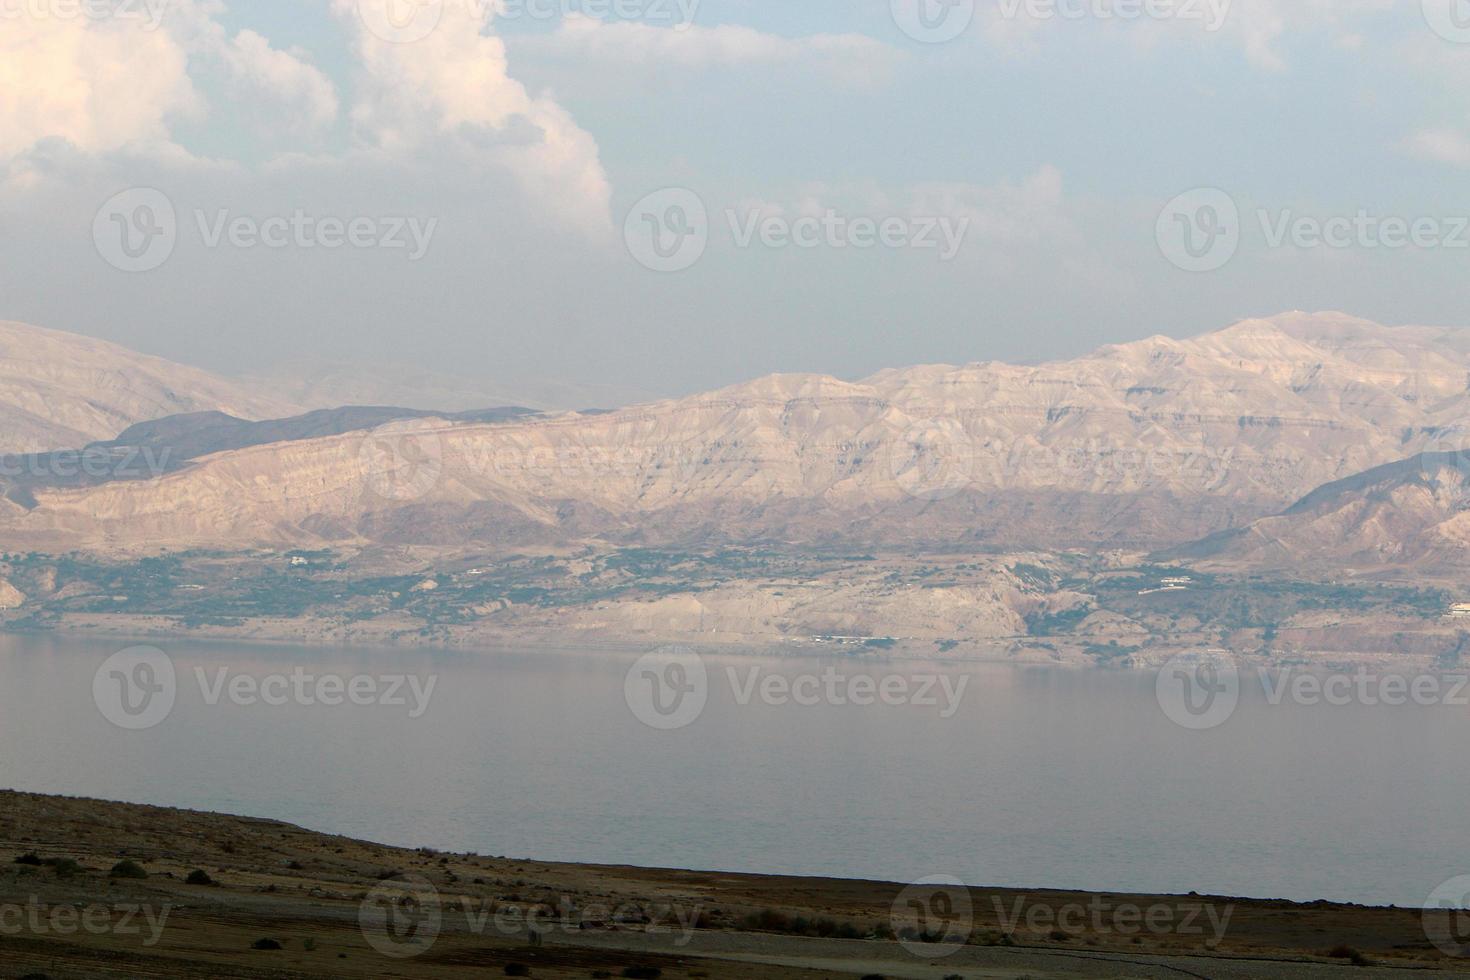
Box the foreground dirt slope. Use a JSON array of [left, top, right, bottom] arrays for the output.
[[0, 790, 1467, 978]]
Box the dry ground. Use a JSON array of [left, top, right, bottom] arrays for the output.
[[0, 790, 1466, 978]]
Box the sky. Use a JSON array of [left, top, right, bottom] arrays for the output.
[[2, 0, 1470, 400]]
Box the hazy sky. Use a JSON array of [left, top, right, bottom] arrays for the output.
[[3, 0, 1469, 399]]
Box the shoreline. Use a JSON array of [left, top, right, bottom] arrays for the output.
[[2, 788, 1466, 978], [6, 611, 1464, 676]]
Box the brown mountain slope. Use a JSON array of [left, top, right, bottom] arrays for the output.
[[1172, 451, 1470, 573], [0, 320, 300, 453], [3, 311, 1468, 554]]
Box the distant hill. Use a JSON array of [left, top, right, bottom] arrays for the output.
[[0, 320, 301, 454], [0, 405, 538, 509], [4, 311, 1470, 555], [1170, 451, 1470, 572], [100, 405, 538, 462]]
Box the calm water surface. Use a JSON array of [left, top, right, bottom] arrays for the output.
[[0, 634, 1461, 907]]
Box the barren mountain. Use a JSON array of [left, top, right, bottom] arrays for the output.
[[4, 311, 1468, 555], [0, 320, 299, 453], [1175, 450, 1470, 573]]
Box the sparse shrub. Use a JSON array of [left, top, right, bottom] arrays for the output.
[[1326, 945, 1370, 966], [251, 937, 282, 950], [13, 852, 41, 866], [185, 869, 214, 886], [108, 859, 147, 879]]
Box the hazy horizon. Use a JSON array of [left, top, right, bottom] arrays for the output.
[[5, 0, 1470, 400]]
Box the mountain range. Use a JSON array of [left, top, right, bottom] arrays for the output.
[[1, 312, 1468, 570]]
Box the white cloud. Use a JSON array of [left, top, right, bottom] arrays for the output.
[[1409, 127, 1470, 167], [519, 14, 902, 85], [1, 1, 606, 236], [332, 0, 612, 235], [0, 14, 200, 160], [971, 0, 1397, 71], [214, 29, 341, 133], [0, 0, 340, 163]]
